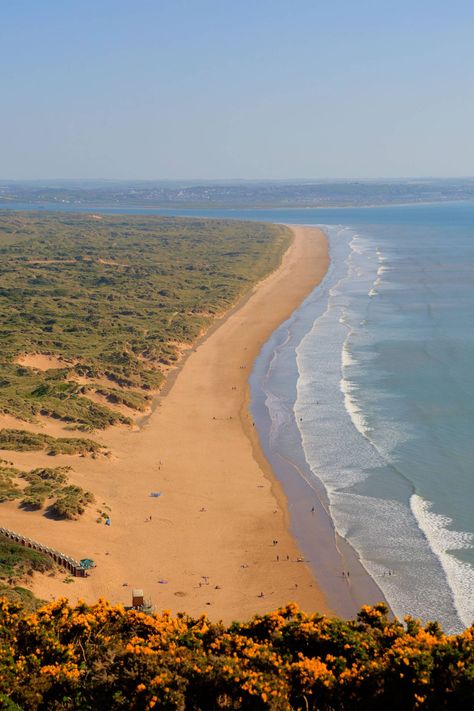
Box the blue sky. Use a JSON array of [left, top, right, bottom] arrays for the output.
[[1, 0, 473, 179]]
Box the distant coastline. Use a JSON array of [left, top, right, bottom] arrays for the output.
[[2, 177, 474, 212]]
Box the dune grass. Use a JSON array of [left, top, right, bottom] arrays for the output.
[[0, 460, 94, 519], [0, 213, 290, 429], [0, 538, 52, 612], [0, 536, 54, 581], [0, 428, 105, 455]]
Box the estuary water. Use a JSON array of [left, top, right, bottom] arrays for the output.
[[3, 200, 474, 631]]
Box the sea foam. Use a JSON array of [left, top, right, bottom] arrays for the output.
[[293, 225, 468, 632], [410, 494, 474, 628]]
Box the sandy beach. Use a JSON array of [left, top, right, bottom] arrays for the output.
[[0, 225, 331, 622]]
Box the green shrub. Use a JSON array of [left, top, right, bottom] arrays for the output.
[[50, 486, 95, 519], [0, 468, 21, 502], [0, 428, 105, 455], [0, 537, 54, 580], [0, 462, 94, 518]]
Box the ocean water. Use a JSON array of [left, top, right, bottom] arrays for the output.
[[249, 203, 474, 633], [3, 200, 474, 631]]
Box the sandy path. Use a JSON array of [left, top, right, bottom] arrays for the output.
[[2, 225, 330, 622]]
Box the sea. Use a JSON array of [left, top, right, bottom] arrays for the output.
[[3, 200, 474, 632]]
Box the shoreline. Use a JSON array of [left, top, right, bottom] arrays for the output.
[[249, 228, 387, 618], [1, 224, 333, 622], [251, 367, 388, 617]]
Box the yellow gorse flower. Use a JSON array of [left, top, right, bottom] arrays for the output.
[[0, 598, 472, 709]]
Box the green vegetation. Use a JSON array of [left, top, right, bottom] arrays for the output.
[[0, 461, 94, 519], [93, 386, 150, 411], [48, 485, 94, 519], [0, 599, 472, 710], [0, 364, 132, 429], [0, 460, 21, 502], [0, 213, 290, 429], [0, 428, 105, 455], [0, 538, 51, 611], [0, 536, 54, 581]]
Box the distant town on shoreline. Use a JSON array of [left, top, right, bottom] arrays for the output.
[[1, 177, 474, 210]]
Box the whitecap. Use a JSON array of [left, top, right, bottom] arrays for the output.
[[410, 494, 474, 628]]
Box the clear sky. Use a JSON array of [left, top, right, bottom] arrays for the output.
[[1, 0, 473, 180]]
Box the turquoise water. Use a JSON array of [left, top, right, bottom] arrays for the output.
[[2, 201, 474, 631]]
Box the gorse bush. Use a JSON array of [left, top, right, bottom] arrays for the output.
[[0, 598, 472, 710]]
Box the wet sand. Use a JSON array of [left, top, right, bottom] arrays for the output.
[[1, 225, 333, 622]]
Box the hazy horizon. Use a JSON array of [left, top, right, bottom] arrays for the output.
[[2, 176, 474, 184]]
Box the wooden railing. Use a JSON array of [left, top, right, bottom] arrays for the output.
[[0, 526, 89, 577]]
